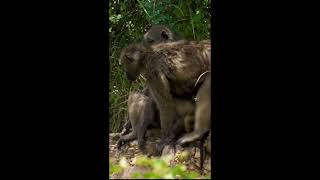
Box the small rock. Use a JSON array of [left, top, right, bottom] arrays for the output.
[[176, 150, 190, 162], [128, 147, 135, 151], [188, 163, 199, 171], [110, 172, 122, 179], [129, 140, 138, 146], [162, 145, 175, 156], [122, 165, 150, 179], [110, 133, 121, 141], [204, 158, 211, 171], [175, 144, 183, 152], [194, 148, 201, 158]]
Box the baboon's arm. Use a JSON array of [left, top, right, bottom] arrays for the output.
[[120, 115, 131, 136], [117, 131, 137, 150], [147, 72, 175, 140]]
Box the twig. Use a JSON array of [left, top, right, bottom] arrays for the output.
[[169, 4, 184, 16], [189, 6, 196, 40], [137, 0, 151, 18]]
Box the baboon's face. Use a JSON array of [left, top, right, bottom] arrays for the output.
[[120, 44, 145, 82], [143, 26, 171, 47]]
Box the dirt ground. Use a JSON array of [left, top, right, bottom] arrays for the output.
[[109, 129, 212, 179]]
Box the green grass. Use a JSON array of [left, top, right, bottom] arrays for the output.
[[109, 155, 211, 179]]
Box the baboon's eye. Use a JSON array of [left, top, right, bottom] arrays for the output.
[[161, 31, 169, 40]]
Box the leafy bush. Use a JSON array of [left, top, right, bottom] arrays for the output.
[[109, 0, 211, 132], [109, 155, 211, 179]]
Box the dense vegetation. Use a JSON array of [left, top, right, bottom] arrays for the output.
[[109, 0, 211, 132]]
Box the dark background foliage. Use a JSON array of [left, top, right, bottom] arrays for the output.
[[109, 0, 211, 132]]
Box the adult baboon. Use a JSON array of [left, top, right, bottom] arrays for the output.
[[118, 25, 182, 151], [172, 98, 195, 134], [142, 25, 180, 47], [177, 74, 211, 172], [120, 40, 211, 154], [177, 74, 211, 145]]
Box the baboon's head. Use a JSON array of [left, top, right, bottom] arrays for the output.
[[120, 43, 146, 83], [142, 25, 179, 47]]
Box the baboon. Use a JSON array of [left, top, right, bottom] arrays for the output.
[[206, 131, 211, 154], [120, 40, 211, 154], [119, 25, 179, 134], [117, 91, 158, 150], [118, 25, 182, 151], [199, 130, 211, 173], [177, 74, 211, 172], [177, 74, 211, 145], [142, 25, 181, 47], [117, 26, 193, 155], [172, 98, 195, 134], [117, 89, 195, 151]]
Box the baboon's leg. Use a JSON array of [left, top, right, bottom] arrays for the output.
[[206, 131, 211, 153], [117, 130, 137, 150], [136, 108, 154, 151], [178, 99, 210, 144], [177, 76, 211, 145], [120, 115, 131, 136], [177, 109, 210, 145]]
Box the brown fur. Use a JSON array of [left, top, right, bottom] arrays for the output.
[[118, 25, 183, 151], [117, 90, 195, 151], [120, 40, 211, 151], [177, 74, 211, 144], [173, 98, 195, 133], [117, 91, 158, 150], [177, 74, 211, 172]]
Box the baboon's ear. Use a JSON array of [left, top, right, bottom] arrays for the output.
[[161, 31, 169, 40], [125, 50, 141, 62]]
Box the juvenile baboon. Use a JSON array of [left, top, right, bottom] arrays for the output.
[[117, 91, 158, 150], [142, 25, 180, 47], [120, 40, 211, 153]]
